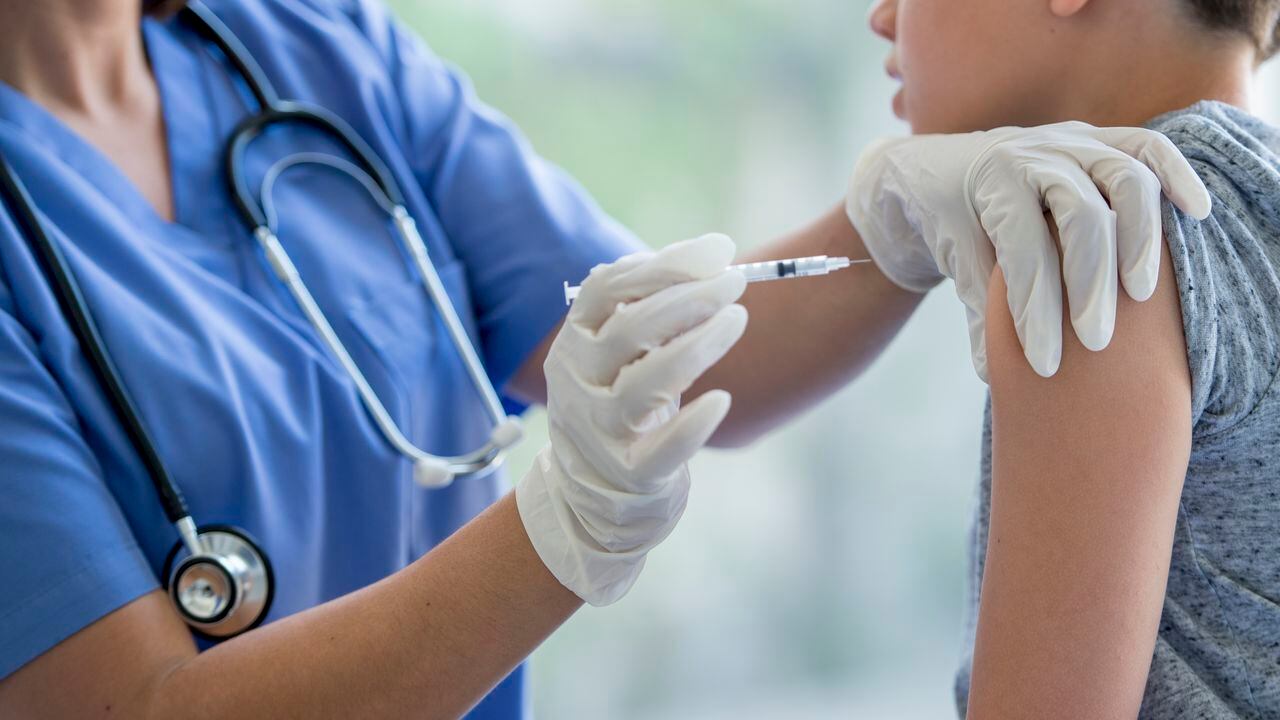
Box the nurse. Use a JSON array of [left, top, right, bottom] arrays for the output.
[[0, 0, 1211, 718]]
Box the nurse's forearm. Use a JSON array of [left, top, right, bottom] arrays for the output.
[[160, 494, 581, 718], [0, 494, 582, 720], [690, 204, 924, 447]]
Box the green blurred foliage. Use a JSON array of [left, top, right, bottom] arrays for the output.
[[386, 0, 875, 245]]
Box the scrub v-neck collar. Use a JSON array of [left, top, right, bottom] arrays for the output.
[[0, 17, 235, 243]]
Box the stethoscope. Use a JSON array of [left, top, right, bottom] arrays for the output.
[[0, 1, 523, 639]]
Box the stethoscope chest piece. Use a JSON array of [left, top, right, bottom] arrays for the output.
[[164, 526, 274, 639]]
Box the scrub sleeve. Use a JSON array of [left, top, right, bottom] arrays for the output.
[[0, 0, 642, 689], [0, 265, 159, 680], [343, 0, 644, 400]]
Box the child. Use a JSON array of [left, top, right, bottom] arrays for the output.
[[867, 0, 1280, 717]]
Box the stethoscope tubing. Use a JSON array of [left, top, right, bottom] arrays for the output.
[[225, 102, 406, 229], [0, 1, 519, 526], [0, 154, 194, 527], [188, 0, 519, 481], [0, 0, 522, 641]]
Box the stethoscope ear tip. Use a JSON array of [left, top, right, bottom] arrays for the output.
[[414, 458, 456, 488]]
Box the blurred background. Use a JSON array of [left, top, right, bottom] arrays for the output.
[[383, 2, 1280, 717]]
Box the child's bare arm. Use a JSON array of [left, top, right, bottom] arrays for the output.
[[966, 243, 1192, 718]]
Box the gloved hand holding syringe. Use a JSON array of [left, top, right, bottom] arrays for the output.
[[564, 255, 871, 304]]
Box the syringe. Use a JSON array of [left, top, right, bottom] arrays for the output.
[[563, 255, 870, 305]]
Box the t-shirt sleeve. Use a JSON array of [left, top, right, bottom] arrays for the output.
[[1157, 110, 1280, 437], [0, 278, 157, 680], [345, 0, 645, 396]]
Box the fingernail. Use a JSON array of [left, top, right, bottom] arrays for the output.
[[1179, 185, 1213, 220], [1121, 270, 1157, 303], [1024, 325, 1062, 377]]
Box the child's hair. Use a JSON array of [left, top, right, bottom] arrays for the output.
[[143, 0, 187, 18], [1185, 0, 1280, 58]]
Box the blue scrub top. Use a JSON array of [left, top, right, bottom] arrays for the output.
[[0, 0, 639, 715]]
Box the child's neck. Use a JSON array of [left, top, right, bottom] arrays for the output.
[[1053, 29, 1256, 128]]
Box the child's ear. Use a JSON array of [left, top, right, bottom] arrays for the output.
[[1049, 0, 1091, 17]]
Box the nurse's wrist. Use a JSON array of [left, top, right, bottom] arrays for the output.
[[514, 445, 652, 607], [489, 492, 585, 613]]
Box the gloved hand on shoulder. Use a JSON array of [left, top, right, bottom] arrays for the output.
[[847, 122, 1211, 380]]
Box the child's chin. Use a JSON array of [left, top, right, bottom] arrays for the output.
[[892, 88, 907, 120]]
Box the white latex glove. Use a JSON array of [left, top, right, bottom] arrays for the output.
[[846, 122, 1212, 380], [516, 234, 748, 606]]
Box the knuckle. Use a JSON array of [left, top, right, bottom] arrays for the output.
[[1114, 164, 1161, 195], [1135, 134, 1178, 167], [1062, 207, 1116, 244], [1074, 191, 1114, 221], [609, 300, 637, 326], [582, 262, 612, 288], [1149, 132, 1179, 156], [987, 144, 1022, 168]]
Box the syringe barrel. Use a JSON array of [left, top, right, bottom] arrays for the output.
[[564, 255, 857, 305], [735, 256, 832, 283]]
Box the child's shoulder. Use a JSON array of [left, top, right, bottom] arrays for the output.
[[1151, 101, 1280, 438], [1148, 100, 1280, 147], [1149, 101, 1280, 201]]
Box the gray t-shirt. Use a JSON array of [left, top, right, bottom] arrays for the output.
[[955, 101, 1280, 718]]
